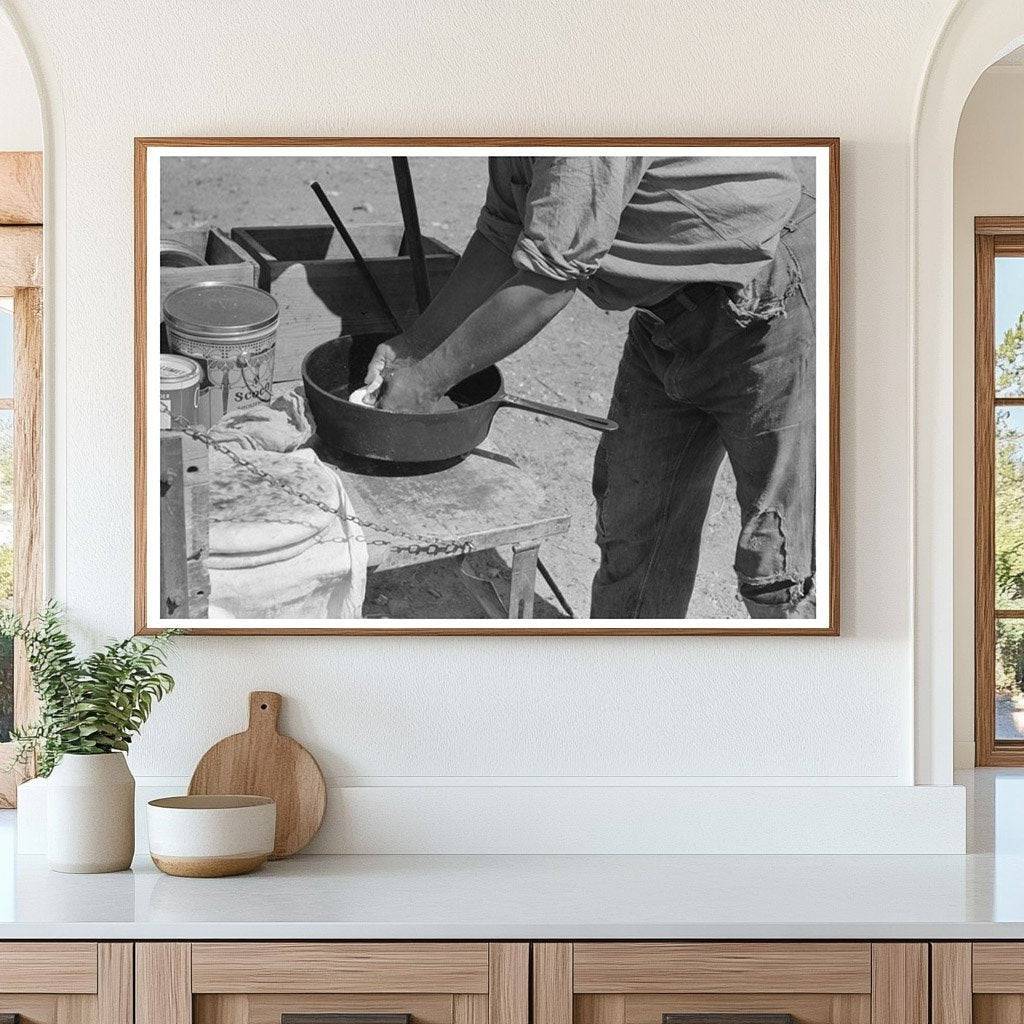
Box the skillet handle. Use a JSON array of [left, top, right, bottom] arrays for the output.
[[501, 394, 618, 433]]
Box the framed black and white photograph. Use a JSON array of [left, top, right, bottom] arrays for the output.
[[135, 138, 839, 635]]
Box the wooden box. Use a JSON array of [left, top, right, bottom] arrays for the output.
[[158, 228, 258, 311], [231, 223, 461, 383]]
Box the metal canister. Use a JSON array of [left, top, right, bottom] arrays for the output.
[[163, 282, 279, 422], [159, 238, 207, 268], [159, 354, 204, 430]]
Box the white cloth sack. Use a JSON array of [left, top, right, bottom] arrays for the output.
[[208, 385, 314, 453], [204, 390, 368, 620]]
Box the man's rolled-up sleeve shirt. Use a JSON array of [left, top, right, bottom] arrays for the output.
[[475, 155, 804, 311], [477, 157, 648, 291]]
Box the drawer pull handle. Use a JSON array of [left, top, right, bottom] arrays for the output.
[[284, 1016, 411, 1024], [665, 1016, 797, 1024]]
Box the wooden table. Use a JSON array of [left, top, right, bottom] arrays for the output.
[[315, 442, 570, 619], [159, 416, 570, 620]]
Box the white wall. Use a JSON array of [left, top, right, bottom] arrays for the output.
[[0, 0, 976, 852], [952, 64, 1024, 768]]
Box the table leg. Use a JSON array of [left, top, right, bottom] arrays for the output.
[[509, 542, 540, 619], [460, 554, 508, 618]]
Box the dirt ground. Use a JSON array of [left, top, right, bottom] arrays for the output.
[[161, 155, 745, 619]]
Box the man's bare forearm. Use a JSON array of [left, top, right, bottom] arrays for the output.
[[403, 231, 518, 354], [415, 270, 576, 396]]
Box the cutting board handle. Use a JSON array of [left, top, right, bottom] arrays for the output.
[[248, 691, 282, 734]]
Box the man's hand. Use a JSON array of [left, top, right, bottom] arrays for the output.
[[362, 232, 523, 386], [362, 243, 576, 415], [364, 334, 424, 385], [378, 364, 457, 415]]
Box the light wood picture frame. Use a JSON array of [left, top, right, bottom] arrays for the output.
[[135, 137, 840, 636]]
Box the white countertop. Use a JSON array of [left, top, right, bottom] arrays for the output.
[[1, 769, 1022, 941], [1, 847, 1023, 940]]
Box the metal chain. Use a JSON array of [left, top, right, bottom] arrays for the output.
[[164, 411, 473, 556]]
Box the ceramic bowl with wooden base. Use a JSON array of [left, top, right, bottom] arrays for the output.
[[147, 795, 276, 877]]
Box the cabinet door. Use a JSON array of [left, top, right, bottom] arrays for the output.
[[534, 944, 927, 1024], [137, 943, 528, 1024], [936, 943, 1024, 1024], [0, 942, 132, 1024]]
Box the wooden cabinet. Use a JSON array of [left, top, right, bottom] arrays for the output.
[[136, 943, 528, 1024], [533, 944, 928, 1024], [931, 943, 1024, 1024], [0, 943, 132, 1024], [0, 939, 934, 1024]]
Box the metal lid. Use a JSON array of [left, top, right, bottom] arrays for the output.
[[160, 354, 203, 390], [163, 282, 279, 337]]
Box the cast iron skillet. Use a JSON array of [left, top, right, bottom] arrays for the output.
[[302, 337, 618, 464]]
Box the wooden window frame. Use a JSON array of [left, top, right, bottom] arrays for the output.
[[0, 151, 43, 806], [975, 216, 1024, 765]]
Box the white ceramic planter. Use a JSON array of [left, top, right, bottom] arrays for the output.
[[46, 752, 135, 873]]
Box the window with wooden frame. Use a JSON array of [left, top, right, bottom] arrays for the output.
[[975, 217, 1024, 765], [0, 151, 43, 806]]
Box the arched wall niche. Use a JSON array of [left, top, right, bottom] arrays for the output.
[[914, 0, 1024, 785]]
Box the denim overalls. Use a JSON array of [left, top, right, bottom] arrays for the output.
[[590, 193, 818, 619]]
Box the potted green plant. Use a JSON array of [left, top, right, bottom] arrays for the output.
[[2, 603, 177, 873]]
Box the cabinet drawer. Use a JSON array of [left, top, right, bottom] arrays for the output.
[[191, 943, 490, 993], [973, 943, 1024, 992], [0, 943, 130, 1024], [535, 944, 925, 1024], [572, 944, 872, 994], [0, 942, 98, 993], [139, 942, 528, 1024], [196, 993, 458, 1024], [934, 943, 1024, 1024]]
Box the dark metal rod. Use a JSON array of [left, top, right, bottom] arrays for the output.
[[537, 557, 575, 618], [310, 181, 404, 336], [391, 156, 432, 314], [502, 393, 617, 433]]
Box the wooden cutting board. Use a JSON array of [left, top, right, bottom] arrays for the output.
[[188, 691, 326, 859]]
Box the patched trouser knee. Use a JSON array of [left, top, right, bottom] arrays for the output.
[[734, 507, 815, 620]]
